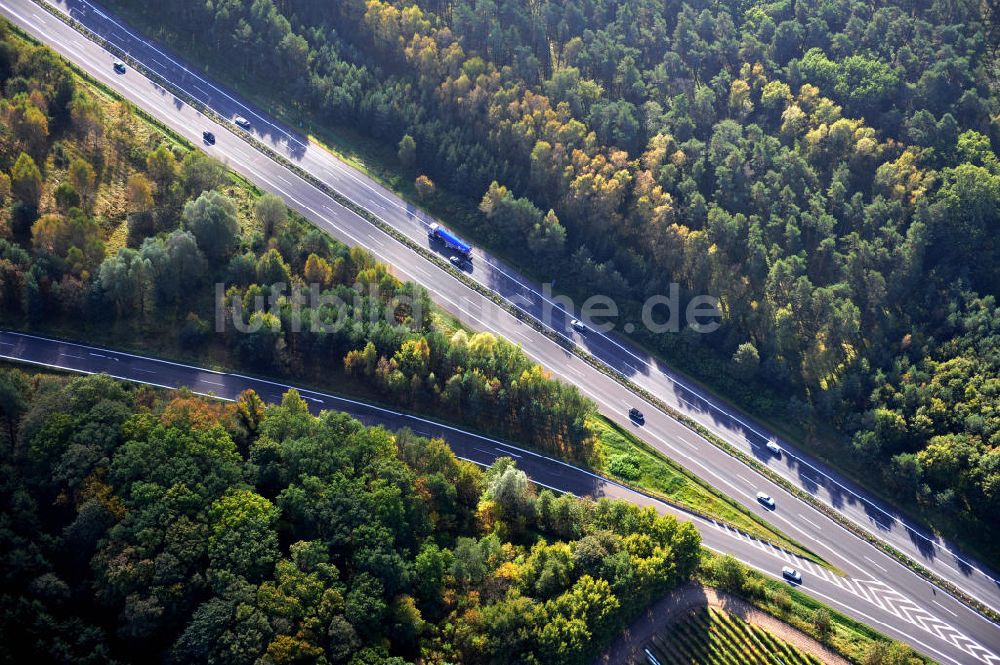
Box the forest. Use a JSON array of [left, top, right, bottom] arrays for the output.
[[0, 20, 598, 465], [0, 370, 701, 664], [103, 0, 1000, 555]]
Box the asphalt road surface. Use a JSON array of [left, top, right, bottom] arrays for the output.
[[1, 1, 999, 661], [27, 0, 1000, 621], [2, 328, 997, 664]]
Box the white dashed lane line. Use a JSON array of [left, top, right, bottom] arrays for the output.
[[933, 600, 960, 618], [798, 513, 822, 530], [865, 555, 889, 573]]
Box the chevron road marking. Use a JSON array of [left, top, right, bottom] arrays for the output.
[[710, 522, 1000, 664]]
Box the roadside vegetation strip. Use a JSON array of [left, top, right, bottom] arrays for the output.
[[593, 417, 827, 568], [32, 0, 1000, 623]]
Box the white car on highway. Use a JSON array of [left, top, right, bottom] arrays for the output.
[[782, 566, 802, 583], [756, 491, 775, 509]]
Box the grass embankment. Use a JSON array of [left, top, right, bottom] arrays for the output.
[[592, 417, 827, 567], [645, 606, 823, 665]]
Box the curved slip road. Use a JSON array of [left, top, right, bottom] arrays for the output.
[[0, 2, 998, 661], [1, 328, 997, 665]]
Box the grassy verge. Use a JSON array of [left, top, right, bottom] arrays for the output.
[[592, 417, 828, 568]]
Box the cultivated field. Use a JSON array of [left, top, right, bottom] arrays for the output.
[[637, 606, 823, 665]]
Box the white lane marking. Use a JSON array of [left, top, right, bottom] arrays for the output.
[[199, 379, 225, 387], [673, 436, 697, 450], [8, 330, 225, 375], [932, 600, 959, 618], [411, 264, 434, 281], [437, 294, 459, 308], [708, 560, 987, 665], [59, 352, 85, 360], [864, 556, 889, 573], [673, 433, 699, 448], [0, 353, 224, 403], [192, 83, 209, 97], [798, 513, 822, 530], [132, 368, 157, 375], [8, 1, 953, 607]]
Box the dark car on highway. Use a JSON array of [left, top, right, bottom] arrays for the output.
[[629, 407, 645, 424], [203, 131, 216, 145], [113, 60, 126, 74]]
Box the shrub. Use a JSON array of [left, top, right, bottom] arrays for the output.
[[608, 453, 642, 481]]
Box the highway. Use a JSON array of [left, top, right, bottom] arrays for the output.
[[30, 0, 1000, 621], [1, 1, 998, 661], [1, 328, 997, 664]]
